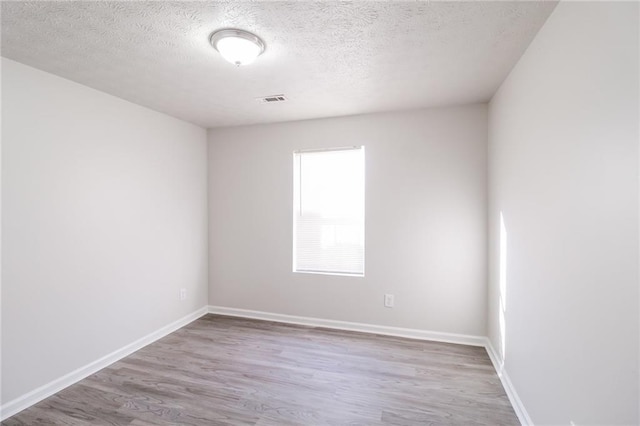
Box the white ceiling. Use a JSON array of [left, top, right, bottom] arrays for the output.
[[1, 1, 557, 128]]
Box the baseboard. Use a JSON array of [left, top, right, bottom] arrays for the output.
[[207, 305, 486, 347], [0, 306, 208, 421], [484, 339, 532, 426]]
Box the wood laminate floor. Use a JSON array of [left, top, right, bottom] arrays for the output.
[[3, 314, 519, 425]]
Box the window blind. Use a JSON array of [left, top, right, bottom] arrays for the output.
[[293, 147, 364, 276]]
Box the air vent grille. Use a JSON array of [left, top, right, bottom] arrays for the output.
[[259, 94, 287, 103]]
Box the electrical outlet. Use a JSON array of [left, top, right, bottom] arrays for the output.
[[384, 294, 394, 308], [180, 288, 187, 301]]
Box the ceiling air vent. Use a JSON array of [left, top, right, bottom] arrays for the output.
[[259, 94, 287, 103]]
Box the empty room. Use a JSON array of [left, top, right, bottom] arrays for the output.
[[1, 1, 638, 425]]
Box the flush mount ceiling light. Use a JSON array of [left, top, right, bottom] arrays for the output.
[[210, 29, 265, 66]]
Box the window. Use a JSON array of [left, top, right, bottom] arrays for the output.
[[293, 146, 365, 276]]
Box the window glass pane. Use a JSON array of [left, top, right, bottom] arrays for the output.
[[293, 147, 364, 276]]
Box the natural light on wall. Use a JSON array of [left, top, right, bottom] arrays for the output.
[[499, 211, 508, 365], [293, 147, 365, 276]]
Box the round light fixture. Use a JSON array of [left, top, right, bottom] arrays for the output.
[[210, 29, 265, 66]]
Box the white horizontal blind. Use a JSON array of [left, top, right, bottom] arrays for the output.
[[293, 147, 365, 276]]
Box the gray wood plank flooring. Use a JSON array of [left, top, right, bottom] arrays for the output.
[[2, 314, 519, 425]]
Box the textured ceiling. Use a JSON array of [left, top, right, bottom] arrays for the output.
[[1, 1, 557, 128]]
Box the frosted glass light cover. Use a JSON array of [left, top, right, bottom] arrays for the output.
[[210, 30, 265, 66]]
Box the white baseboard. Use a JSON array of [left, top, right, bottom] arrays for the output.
[[0, 306, 208, 421], [484, 339, 532, 426], [207, 305, 486, 347]]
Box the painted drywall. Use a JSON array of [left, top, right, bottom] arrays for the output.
[[1, 58, 208, 404], [487, 2, 639, 424], [208, 105, 487, 337]]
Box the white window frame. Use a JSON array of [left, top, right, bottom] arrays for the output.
[[292, 146, 365, 277]]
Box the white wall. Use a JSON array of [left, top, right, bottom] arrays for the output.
[[1, 58, 208, 405], [487, 2, 639, 425], [208, 105, 487, 337]]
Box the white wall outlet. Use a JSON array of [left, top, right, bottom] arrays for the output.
[[180, 288, 187, 301], [384, 294, 394, 308]]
